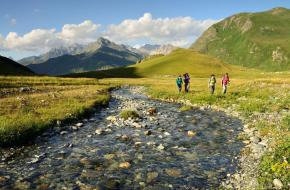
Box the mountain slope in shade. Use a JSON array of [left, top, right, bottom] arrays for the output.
[[0, 55, 35, 76], [18, 44, 85, 66], [27, 38, 143, 75], [191, 7, 290, 71]]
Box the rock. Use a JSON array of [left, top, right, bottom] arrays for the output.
[[242, 140, 251, 144], [36, 184, 49, 190], [250, 136, 261, 144], [187, 131, 196, 137], [144, 130, 152, 136], [104, 154, 115, 160], [120, 135, 129, 141], [148, 107, 157, 115], [75, 123, 84, 127], [273, 179, 283, 189], [165, 168, 182, 177], [106, 116, 117, 122], [164, 132, 171, 136], [146, 172, 159, 183], [95, 129, 104, 135], [157, 144, 165, 150], [132, 122, 142, 128], [14, 180, 31, 190], [119, 162, 131, 169], [56, 120, 61, 126], [60, 131, 68, 135], [71, 126, 78, 131]]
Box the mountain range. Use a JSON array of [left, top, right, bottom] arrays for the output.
[[191, 7, 290, 71], [18, 38, 177, 75], [26, 38, 144, 75]]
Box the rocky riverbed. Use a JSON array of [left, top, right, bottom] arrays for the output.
[[0, 87, 244, 189]]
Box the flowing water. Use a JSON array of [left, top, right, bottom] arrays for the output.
[[0, 87, 244, 190]]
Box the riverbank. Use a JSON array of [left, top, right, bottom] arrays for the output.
[[0, 76, 114, 147]]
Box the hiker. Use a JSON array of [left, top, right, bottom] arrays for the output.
[[176, 75, 183, 93], [184, 73, 190, 93], [221, 73, 230, 94], [208, 74, 216, 95]]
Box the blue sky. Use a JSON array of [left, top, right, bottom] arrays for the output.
[[1, 0, 289, 59]]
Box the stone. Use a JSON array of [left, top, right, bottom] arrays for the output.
[[250, 136, 261, 144], [76, 123, 84, 127], [95, 129, 104, 135], [104, 154, 115, 160], [164, 132, 171, 136], [71, 126, 78, 131], [187, 131, 196, 137], [146, 172, 159, 183], [60, 131, 68, 135], [120, 135, 129, 141], [144, 130, 152, 136], [119, 162, 131, 169], [273, 179, 283, 189], [157, 144, 165, 150], [106, 116, 117, 122], [132, 122, 142, 128], [148, 107, 157, 115], [165, 168, 182, 177]]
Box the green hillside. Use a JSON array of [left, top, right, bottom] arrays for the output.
[[191, 7, 290, 71], [0, 55, 35, 76], [67, 48, 256, 78]]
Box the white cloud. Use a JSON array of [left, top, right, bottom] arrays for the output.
[[0, 20, 101, 53], [59, 20, 100, 44], [9, 18, 17, 26], [0, 14, 218, 56], [104, 13, 218, 47]]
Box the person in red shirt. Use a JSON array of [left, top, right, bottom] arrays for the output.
[[221, 73, 230, 94]]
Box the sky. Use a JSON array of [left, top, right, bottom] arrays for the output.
[[0, 0, 289, 60]]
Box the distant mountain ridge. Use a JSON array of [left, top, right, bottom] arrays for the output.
[[19, 44, 85, 66], [138, 44, 177, 56], [0, 55, 35, 76], [27, 37, 143, 75], [191, 7, 290, 71]]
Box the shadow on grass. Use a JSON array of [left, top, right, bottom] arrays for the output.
[[63, 67, 141, 79]]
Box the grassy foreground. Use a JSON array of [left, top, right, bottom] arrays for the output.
[[0, 76, 113, 146], [100, 74, 289, 189]]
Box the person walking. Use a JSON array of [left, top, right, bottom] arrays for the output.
[[208, 74, 216, 95], [176, 75, 183, 93], [183, 73, 190, 93], [221, 73, 230, 94]]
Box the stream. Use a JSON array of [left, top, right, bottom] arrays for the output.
[[0, 87, 244, 190]]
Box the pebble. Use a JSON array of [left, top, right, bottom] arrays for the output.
[[60, 131, 68, 135], [273, 179, 283, 189], [146, 172, 159, 183], [157, 144, 165, 150], [75, 123, 84, 127], [119, 162, 131, 169], [187, 130, 196, 137], [165, 168, 182, 177]]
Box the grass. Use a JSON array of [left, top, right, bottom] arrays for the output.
[[191, 7, 290, 71], [0, 76, 114, 146], [120, 109, 140, 120], [179, 105, 193, 112]]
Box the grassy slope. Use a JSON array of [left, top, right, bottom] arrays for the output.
[[0, 56, 35, 76], [68, 48, 259, 78], [0, 76, 114, 146], [191, 7, 290, 71]]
